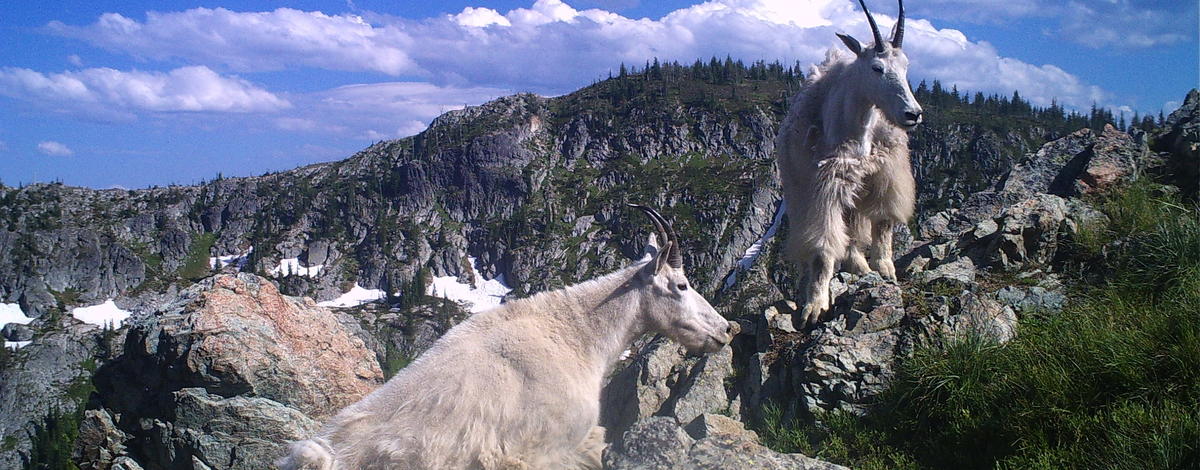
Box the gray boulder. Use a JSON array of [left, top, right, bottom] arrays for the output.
[[82, 273, 383, 469], [2, 322, 33, 341], [1153, 89, 1199, 198], [601, 335, 736, 442], [603, 416, 846, 470]]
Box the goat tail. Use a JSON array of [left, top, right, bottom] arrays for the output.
[[278, 438, 336, 470]]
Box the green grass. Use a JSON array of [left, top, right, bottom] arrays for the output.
[[760, 181, 1200, 469], [178, 232, 217, 281]]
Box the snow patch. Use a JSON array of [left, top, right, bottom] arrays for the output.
[[270, 257, 323, 278], [723, 201, 785, 290], [318, 284, 387, 308], [5, 341, 30, 350], [211, 246, 252, 270], [427, 256, 512, 313], [71, 300, 132, 328], [0, 303, 34, 327]]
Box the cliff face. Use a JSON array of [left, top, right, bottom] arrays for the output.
[[0, 76, 1074, 321]]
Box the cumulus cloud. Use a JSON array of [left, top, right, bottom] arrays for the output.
[[48, 8, 417, 75], [280, 81, 511, 139], [911, 0, 1194, 49], [37, 141, 74, 156], [46, 0, 1117, 110], [0, 65, 290, 119]]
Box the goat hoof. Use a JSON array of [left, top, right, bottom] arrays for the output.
[[799, 297, 829, 327]]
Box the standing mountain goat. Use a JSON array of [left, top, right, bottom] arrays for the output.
[[279, 205, 739, 470], [777, 0, 922, 326]]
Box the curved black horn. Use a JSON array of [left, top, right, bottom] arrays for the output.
[[628, 204, 683, 269], [629, 204, 669, 249], [666, 224, 683, 270], [857, 0, 885, 53], [892, 0, 905, 48]]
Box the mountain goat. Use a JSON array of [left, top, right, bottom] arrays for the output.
[[777, 0, 922, 326], [278, 205, 740, 470]]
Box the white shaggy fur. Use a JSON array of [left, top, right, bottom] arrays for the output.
[[777, 0, 922, 326], [278, 217, 738, 470]]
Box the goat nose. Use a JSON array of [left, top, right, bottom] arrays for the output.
[[904, 111, 922, 123]]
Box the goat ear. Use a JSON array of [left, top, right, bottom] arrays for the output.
[[837, 33, 863, 55], [640, 233, 660, 261]]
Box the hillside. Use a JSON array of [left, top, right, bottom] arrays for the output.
[[0, 61, 1108, 318], [0, 60, 1194, 469]]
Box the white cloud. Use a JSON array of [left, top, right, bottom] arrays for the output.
[[0, 65, 290, 119], [911, 0, 1194, 49], [48, 8, 417, 76], [37, 141, 74, 156], [286, 81, 511, 139], [454, 7, 512, 27], [67, 54, 84, 66], [1059, 0, 1193, 49], [46, 0, 1123, 112]]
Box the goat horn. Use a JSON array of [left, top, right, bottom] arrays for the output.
[[628, 204, 683, 269], [892, 0, 905, 48], [628, 203, 669, 251], [857, 0, 885, 53], [666, 221, 683, 270]]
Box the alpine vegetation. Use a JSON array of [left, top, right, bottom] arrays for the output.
[[278, 204, 740, 470], [776, 0, 922, 326]]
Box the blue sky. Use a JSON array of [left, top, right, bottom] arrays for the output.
[[1, 0, 1195, 189]]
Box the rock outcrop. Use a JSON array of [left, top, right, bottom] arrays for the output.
[[736, 102, 1161, 420], [603, 416, 846, 470], [600, 335, 737, 442], [78, 274, 382, 469], [0, 322, 103, 468], [1153, 89, 1199, 198]]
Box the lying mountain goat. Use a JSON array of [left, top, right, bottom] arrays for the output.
[[777, 0, 922, 326], [278, 205, 739, 470]]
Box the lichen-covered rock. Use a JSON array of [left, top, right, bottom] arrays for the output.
[[965, 194, 1103, 270], [146, 388, 321, 470], [924, 291, 1018, 345], [998, 125, 1143, 197], [84, 273, 382, 469], [792, 275, 908, 414], [995, 281, 1066, 313], [73, 409, 129, 470], [603, 416, 846, 470], [601, 335, 735, 441], [683, 413, 758, 442], [917, 257, 976, 288]]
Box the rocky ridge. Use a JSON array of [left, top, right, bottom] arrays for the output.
[[0, 83, 1194, 468]]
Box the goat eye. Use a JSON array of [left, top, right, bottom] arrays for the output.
[[677, 283, 688, 291], [872, 65, 885, 73]]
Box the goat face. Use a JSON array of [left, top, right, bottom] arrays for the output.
[[628, 203, 740, 354], [859, 46, 922, 128], [641, 264, 739, 354], [838, 0, 923, 129]]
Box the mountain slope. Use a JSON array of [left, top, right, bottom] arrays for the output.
[[0, 65, 1098, 321]]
